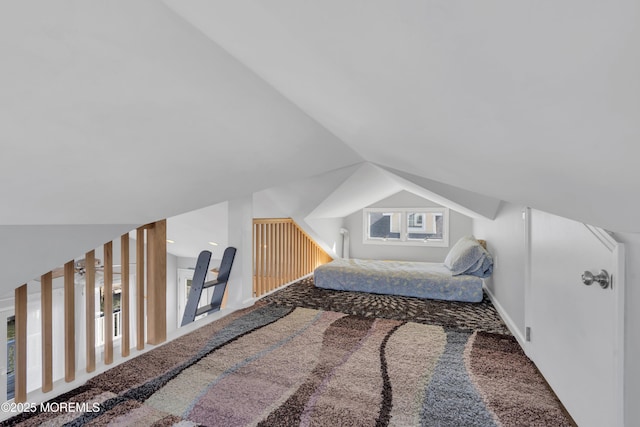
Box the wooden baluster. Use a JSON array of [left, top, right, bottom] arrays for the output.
[[252, 222, 257, 297], [104, 242, 113, 364], [308, 237, 311, 273], [276, 222, 281, 286], [14, 284, 27, 402], [297, 227, 301, 278], [286, 222, 293, 283], [147, 220, 167, 345], [267, 224, 273, 292], [85, 250, 96, 373], [258, 224, 266, 296], [274, 223, 278, 289], [41, 272, 53, 392], [121, 234, 130, 357], [256, 223, 262, 297], [136, 228, 145, 350]]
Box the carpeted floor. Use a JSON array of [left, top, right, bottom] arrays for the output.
[[263, 277, 510, 335], [3, 278, 573, 426]]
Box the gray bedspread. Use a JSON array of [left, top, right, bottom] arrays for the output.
[[314, 258, 484, 303]]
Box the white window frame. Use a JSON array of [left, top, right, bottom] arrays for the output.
[[363, 207, 450, 247]]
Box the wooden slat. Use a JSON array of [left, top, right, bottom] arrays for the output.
[[305, 235, 309, 274], [253, 218, 294, 224], [273, 224, 278, 290], [283, 223, 288, 284], [273, 224, 278, 291], [85, 250, 96, 373], [261, 223, 266, 296], [121, 234, 130, 357], [136, 228, 145, 350], [64, 260, 75, 382], [302, 229, 306, 275], [275, 223, 281, 285], [14, 284, 27, 403], [254, 223, 259, 297], [261, 223, 266, 295], [292, 224, 296, 280], [279, 223, 283, 284], [274, 224, 279, 289], [104, 242, 113, 364], [256, 223, 260, 297], [267, 224, 273, 292], [295, 227, 300, 278], [273, 223, 278, 288], [263, 224, 268, 294], [312, 242, 316, 270], [262, 224, 266, 295], [252, 223, 257, 297], [299, 228, 304, 276], [292, 227, 295, 279], [252, 218, 333, 297], [287, 225, 291, 280], [41, 272, 53, 392], [146, 220, 167, 345], [313, 245, 317, 270]]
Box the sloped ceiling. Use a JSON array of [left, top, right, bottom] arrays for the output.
[[1, 1, 639, 236], [306, 163, 501, 220], [0, 0, 365, 289], [0, 1, 362, 226], [380, 165, 502, 220], [165, 0, 640, 233], [306, 163, 402, 220]]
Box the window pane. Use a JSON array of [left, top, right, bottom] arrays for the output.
[[368, 212, 401, 239], [407, 211, 444, 240]]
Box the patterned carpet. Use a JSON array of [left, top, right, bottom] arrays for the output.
[[2, 279, 574, 426], [263, 277, 510, 335]]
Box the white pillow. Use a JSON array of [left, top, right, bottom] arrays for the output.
[[444, 236, 485, 275]]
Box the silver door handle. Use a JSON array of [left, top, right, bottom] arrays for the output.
[[581, 270, 610, 289]]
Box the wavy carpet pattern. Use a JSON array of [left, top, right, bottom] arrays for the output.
[[3, 280, 572, 426], [263, 277, 510, 335]]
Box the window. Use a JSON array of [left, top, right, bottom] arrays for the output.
[[363, 207, 449, 247]]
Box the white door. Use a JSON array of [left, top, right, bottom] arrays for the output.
[[527, 209, 624, 427]]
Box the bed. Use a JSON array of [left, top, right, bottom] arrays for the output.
[[314, 236, 493, 303]]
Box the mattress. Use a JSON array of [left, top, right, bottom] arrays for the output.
[[314, 258, 484, 303]]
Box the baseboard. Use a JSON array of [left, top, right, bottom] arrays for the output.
[[483, 285, 528, 351], [255, 273, 313, 300]]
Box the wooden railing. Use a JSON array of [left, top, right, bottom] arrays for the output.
[[11, 220, 167, 403], [253, 218, 333, 298]]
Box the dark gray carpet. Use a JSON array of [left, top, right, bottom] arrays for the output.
[[262, 277, 510, 335]]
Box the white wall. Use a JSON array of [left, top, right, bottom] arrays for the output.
[[344, 191, 473, 262], [472, 202, 527, 336], [226, 196, 254, 308], [166, 253, 178, 336]]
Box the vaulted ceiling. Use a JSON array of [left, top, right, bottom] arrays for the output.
[[2, 0, 639, 237], [165, 0, 640, 233]]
